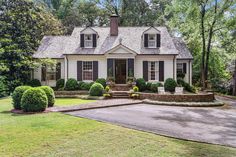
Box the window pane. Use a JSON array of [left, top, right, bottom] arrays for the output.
[[83, 61, 93, 80], [177, 63, 183, 73]]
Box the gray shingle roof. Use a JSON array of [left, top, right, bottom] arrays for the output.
[[173, 37, 193, 60], [33, 36, 69, 58], [33, 27, 193, 59]]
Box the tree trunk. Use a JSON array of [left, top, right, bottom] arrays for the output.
[[200, 4, 206, 89], [233, 60, 236, 96]]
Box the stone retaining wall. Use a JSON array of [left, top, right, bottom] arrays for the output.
[[139, 93, 215, 102], [55, 90, 88, 96]]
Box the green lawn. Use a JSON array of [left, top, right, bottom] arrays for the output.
[[55, 98, 95, 107], [0, 97, 236, 157]]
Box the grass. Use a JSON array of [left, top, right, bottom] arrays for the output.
[[0, 97, 236, 157], [55, 98, 95, 107]]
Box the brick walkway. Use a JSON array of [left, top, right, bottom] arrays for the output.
[[48, 99, 142, 112]]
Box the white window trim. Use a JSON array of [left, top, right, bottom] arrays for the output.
[[84, 34, 93, 48], [148, 61, 159, 81], [82, 61, 93, 81], [148, 34, 156, 48]]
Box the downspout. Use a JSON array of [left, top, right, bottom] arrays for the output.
[[65, 55, 69, 81]]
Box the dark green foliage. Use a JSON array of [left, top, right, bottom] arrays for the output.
[[177, 79, 196, 93], [164, 78, 177, 92], [56, 79, 65, 90], [89, 83, 104, 96], [0, 77, 8, 98], [21, 88, 48, 112], [78, 81, 85, 90], [65, 78, 79, 91], [27, 79, 41, 87], [81, 82, 94, 91], [12, 86, 32, 110], [146, 82, 152, 91], [95, 78, 106, 88], [136, 78, 146, 92], [0, 0, 63, 92], [39, 86, 55, 107], [151, 82, 163, 93]]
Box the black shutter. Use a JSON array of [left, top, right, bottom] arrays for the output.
[[77, 61, 82, 81], [128, 59, 134, 77], [107, 59, 114, 77], [80, 34, 84, 48], [41, 65, 46, 81], [93, 34, 97, 47], [183, 63, 187, 74], [93, 61, 98, 81], [56, 63, 61, 80], [159, 61, 164, 81], [143, 61, 148, 81], [156, 34, 161, 47], [144, 34, 148, 47]]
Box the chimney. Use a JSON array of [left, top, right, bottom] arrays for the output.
[[110, 14, 118, 36]]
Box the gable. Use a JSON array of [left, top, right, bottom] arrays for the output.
[[143, 27, 160, 34], [81, 27, 97, 34], [105, 44, 137, 55]]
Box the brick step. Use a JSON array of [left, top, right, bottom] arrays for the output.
[[111, 84, 131, 91], [112, 96, 130, 98]]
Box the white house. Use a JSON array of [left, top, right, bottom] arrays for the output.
[[33, 15, 193, 87]]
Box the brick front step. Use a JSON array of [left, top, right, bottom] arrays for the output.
[[111, 84, 132, 91], [112, 91, 130, 98]]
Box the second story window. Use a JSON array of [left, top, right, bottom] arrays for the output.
[[148, 34, 156, 48], [85, 34, 93, 48]]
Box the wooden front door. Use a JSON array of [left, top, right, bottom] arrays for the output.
[[115, 59, 127, 84]]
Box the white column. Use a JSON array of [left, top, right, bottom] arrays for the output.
[[190, 60, 192, 85], [64, 55, 68, 82]]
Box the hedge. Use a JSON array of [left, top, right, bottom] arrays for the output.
[[39, 86, 55, 107], [27, 79, 41, 87], [56, 79, 65, 90], [164, 78, 177, 92], [89, 83, 104, 96], [12, 86, 32, 110], [65, 78, 78, 91], [136, 78, 146, 92], [95, 78, 106, 88]]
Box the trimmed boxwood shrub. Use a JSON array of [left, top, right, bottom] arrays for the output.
[[95, 78, 106, 88], [177, 79, 196, 93], [89, 83, 104, 96], [21, 88, 48, 112], [12, 86, 32, 110], [78, 81, 85, 90], [65, 78, 78, 91], [27, 79, 41, 87], [164, 78, 177, 92], [81, 82, 94, 90], [56, 79, 65, 90], [136, 78, 146, 92], [146, 82, 152, 91], [39, 86, 55, 107], [151, 82, 163, 93]]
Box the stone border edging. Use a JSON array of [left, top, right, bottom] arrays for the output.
[[143, 99, 224, 107]]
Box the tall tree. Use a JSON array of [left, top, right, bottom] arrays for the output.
[[0, 0, 63, 91]]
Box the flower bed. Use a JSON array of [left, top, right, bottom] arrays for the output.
[[139, 92, 215, 102]]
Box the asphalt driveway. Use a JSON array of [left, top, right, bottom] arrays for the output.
[[67, 104, 236, 147]]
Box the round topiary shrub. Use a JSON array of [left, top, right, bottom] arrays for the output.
[[177, 78, 196, 93], [27, 79, 41, 87], [12, 86, 32, 110], [56, 79, 65, 90], [136, 78, 146, 92], [89, 83, 104, 96], [95, 78, 106, 88], [40, 86, 55, 107], [65, 78, 78, 91], [21, 88, 48, 112], [78, 81, 85, 90], [164, 78, 177, 92]]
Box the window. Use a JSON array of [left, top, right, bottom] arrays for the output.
[[148, 61, 159, 80], [84, 34, 93, 48], [148, 34, 156, 48], [47, 66, 56, 80], [83, 61, 93, 81], [177, 63, 184, 73]]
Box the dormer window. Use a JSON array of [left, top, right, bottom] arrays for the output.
[[80, 33, 97, 48], [148, 34, 156, 48], [84, 34, 92, 48]]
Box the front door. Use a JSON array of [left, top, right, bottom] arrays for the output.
[[115, 59, 126, 84]]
